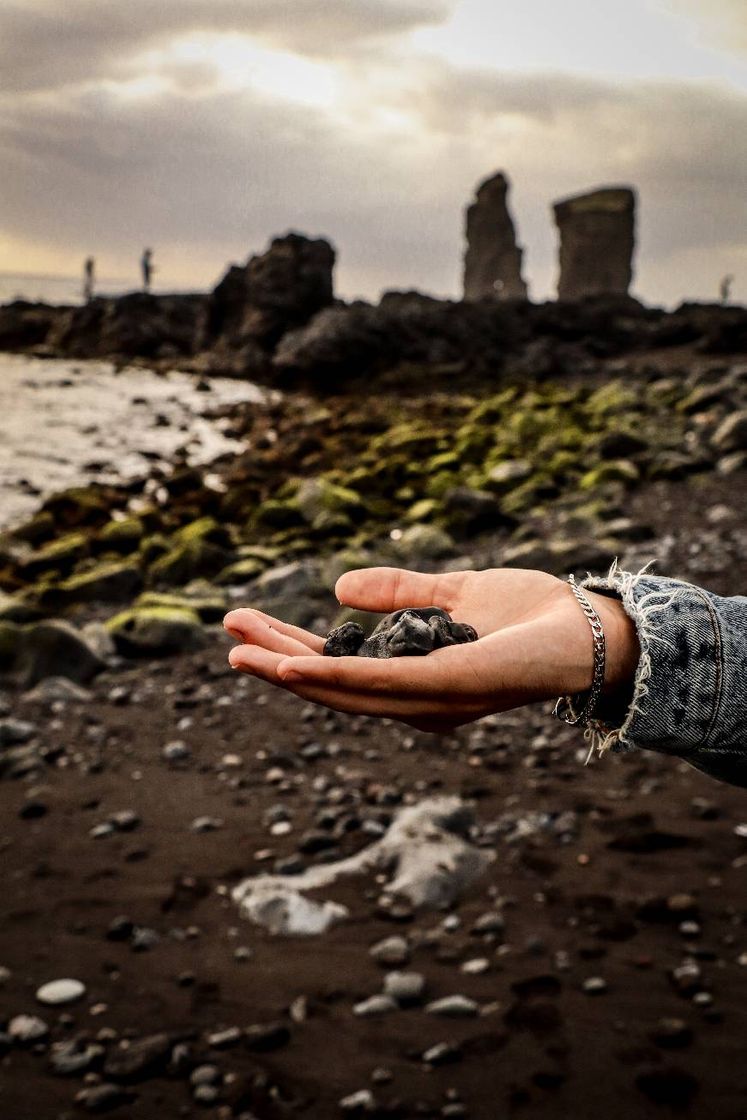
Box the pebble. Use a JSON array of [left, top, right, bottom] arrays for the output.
[[191, 1063, 222, 1086], [110, 809, 140, 832], [193, 1084, 220, 1105], [75, 1084, 132, 1113], [353, 994, 397, 1017], [130, 926, 160, 952], [369, 935, 410, 967], [8, 1013, 49, 1042], [425, 995, 479, 1017], [206, 1026, 242, 1049], [471, 911, 505, 936], [422, 1042, 462, 1066], [162, 739, 190, 762], [582, 977, 608, 995], [36, 978, 86, 1006], [383, 970, 426, 1003], [339, 1089, 376, 1112], [190, 816, 223, 832], [461, 957, 490, 975], [0, 719, 36, 746], [49, 1039, 103, 1075]]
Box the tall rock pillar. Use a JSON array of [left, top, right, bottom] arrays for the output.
[[463, 172, 528, 301], [553, 186, 635, 300]]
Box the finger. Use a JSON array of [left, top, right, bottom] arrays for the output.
[[223, 610, 318, 658], [275, 641, 491, 698], [229, 643, 474, 719], [224, 608, 325, 654], [335, 567, 464, 614]]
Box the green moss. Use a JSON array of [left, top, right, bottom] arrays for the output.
[[21, 532, 90, 578], [43, 561, 143, 606], [105, 606, 205, 657], [295, 478, 368, 525], [404, 498, 438, 523], [579, 459, 640, 491], [97, 517, 144, 552], [135, 591, 226, 623], [149, 538, 232, 588]]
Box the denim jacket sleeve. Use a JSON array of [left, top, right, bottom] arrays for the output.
[[577, 561, 747, 787]]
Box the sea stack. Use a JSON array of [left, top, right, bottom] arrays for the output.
[[463, 172, 528, 301], [553, 186, 636, 300]]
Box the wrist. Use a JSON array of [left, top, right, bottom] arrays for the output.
[[584, 589, 640, 706]]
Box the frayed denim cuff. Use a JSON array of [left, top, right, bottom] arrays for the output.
[[577, 561, 747, 787]]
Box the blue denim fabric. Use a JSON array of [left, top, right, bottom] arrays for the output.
[[579, 562, 747, 787]]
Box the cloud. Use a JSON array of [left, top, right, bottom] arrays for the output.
[[1, 2, 745, 305], [0, 0, 452, 93], [2, 47, 746, 306], [669, 0, 747, 55]]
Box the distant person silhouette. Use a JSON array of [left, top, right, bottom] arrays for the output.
[[141, 248, 154, 293], [83, 257, 95, 302], [719, 274, 734, 304]]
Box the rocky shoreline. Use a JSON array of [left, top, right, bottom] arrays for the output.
[[1, 249, 747, 1116]]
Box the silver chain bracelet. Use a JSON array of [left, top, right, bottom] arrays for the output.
[[553, 574, 606, 728]]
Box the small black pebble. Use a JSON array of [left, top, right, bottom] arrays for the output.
[[324, 607, 477, 659]]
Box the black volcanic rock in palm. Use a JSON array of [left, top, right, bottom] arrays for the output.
[[324, 607, 477, 659]]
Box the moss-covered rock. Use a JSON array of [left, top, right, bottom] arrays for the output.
[[215, 557, 266, 585], [148, 538, 232, 588], [106, 606, 206, 657], [0, 592, 45, 624], [97, 517, 145, 553], [295, 478, 368, 526], [40, 486, 119, 529], [134, 591, 226, 624], [393, 524, 454, 561], [40, 561, 143, 607], [253, 498, 305, 530], [173, 516, 232, 548], [10, 510, 56, 545], [19, 532, 91, 579], [483, 459, 533, 492], [404, 498, 439, 524], [579, 459, 640, 491]]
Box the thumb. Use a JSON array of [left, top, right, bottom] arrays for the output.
[[335, 566, 460, 613]]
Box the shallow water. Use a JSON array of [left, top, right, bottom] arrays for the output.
[[0, 354, 265, 530]]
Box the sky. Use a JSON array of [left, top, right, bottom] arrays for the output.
[[1, 0, 746, 305]]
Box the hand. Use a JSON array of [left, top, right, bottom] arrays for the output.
[[224, 567, 640, 733]]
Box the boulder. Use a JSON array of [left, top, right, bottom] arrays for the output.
[[553, 186, 635, 300], [46, 293, 204, 359], [0, 300, 62, 350], [463, 171, 528, 300], [106, 606, 206, 657], [13, 620, 105, 685], [40, 561, 143, 607], [205, 232, 336, 351]]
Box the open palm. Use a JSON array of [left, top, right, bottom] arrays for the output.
[[224, 566, 638, 732]]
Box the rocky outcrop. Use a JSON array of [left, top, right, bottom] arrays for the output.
[[463, 172, 527, 301], [204, 232, 336, 351], [553, 186, 635, 300], [45, 293, 205, 359]]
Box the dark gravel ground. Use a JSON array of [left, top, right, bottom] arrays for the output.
[[1, 472, 747, 1120]]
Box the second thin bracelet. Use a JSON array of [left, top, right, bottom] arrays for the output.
[[553, 573, 606, 728]]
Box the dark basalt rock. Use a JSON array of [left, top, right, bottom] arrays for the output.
[[323, 607, 477, 659]]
